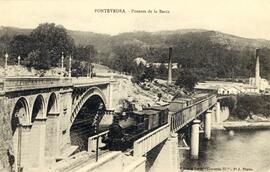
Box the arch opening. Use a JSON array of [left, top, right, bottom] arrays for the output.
[[32, 95, 45, 121], [70, 94, 106, 151], [47, 93, 58, 114], [11, 97, 30, 170], [11, 98, 29, 135]]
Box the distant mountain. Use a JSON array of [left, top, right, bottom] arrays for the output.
[[0, 26, 31, 37], [1, 26, 270, 52], [67, 30, 111, 51]]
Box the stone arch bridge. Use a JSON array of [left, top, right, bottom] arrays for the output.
[[0, 77, 115, 171]]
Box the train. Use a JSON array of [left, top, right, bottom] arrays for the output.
[[103, 105, 168, 151], [103, 93, 214, 151]]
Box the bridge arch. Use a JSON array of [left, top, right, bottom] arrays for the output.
[[11, 97, 30, 170], [70, 87, 107, 151], [71, 87, 107, 123], [47, 92, 58, 114], [11, 97, 30, 134], [31, 94, 46, 121]]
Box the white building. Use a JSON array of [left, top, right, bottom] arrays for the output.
[[218, 86, 242, 95], [134, 57, 147, 66], [249, 77, 269, 91], [249, 51, 270, 91], [195, 81, 260, 95], [151, 63, 178, 69]]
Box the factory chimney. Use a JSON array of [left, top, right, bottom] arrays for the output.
[[255, 48, 260, 89], [167, 47, 172, 85]]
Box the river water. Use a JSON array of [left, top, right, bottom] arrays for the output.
[[180, 129, 270, 172]]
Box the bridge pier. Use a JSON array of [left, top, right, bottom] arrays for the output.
[[149, 133, 180, 172], [215, 102, 221, 123], [13, 124, 32, 170], [191, 120, 200, 159], [28, 117, 47, 168], [204, 110, 212, 140], [45, 112, 61, 164]]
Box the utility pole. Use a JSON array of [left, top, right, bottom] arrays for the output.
[[4, 52, 8, 77], [69, 55, 72, 78], [167, 47, 172, 85], [89, 51, 92, 77], [61, 52, 64, 77], [18, 55, 21, 66]]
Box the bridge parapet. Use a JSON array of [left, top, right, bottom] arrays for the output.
[[0, 77, 72, 92], [0, 76, 115, 93], [170, 95, 217, 133], [72, 77, 112, 87], [133, 124, 170, 157]]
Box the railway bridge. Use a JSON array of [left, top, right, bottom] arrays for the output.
[[0, 76, 219, 172], [0, 76, 115, 171]]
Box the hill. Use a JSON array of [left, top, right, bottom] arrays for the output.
[[1, 26, 270, 80]]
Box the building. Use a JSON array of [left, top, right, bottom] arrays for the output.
[[151, 63, 178, 69], [217, 86, 241, 95], [249, 77, 269, 91], [249, 49, 270, 91], [134, 57, 147, 66], [195, 81, 259, 95]]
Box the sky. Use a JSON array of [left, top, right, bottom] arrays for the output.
[[0, 0, 270, 39]]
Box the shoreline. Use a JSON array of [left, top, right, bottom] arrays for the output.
[[212, 121, 270, 130]]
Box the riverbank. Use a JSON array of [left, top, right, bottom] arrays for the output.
[[212, 121, 270, 130]]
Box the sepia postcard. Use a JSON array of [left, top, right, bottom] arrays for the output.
[[0, 0, 270, 172]]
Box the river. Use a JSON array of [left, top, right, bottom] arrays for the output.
[[180, 129, 270, 172]]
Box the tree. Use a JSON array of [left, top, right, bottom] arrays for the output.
[[73, 45, 97, 76], [0, 34, 12, 66], [219, 96, 236, 112], [111, 42, 143, 74], [71, 60, 88, 77], [9, 35, 34, 65], [74, 45, 97, 61], [233, 105, 249, 120], [29, 23, 75, 69], [157, 63, 167, 79], [144, 65, 156, 82], [175, 70, 198, 91]]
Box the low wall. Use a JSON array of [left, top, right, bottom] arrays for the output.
[[70, 151, 146, 172]]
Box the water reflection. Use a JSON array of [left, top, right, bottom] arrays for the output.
[[181, 130, 270, 172]]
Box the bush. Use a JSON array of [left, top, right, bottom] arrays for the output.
[[233, 105, 249, 120], [219, 96, 236, 112], [175, 70, 198, 91]]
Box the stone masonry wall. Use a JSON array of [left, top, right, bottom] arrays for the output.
[[0, 97, 13, 172]]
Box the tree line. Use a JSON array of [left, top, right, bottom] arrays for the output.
[[2, 23, 97, 76], [220, 95, 270, 120], [101, 31, 270, 81]]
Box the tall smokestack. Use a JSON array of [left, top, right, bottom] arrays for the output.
[[168, 47, 172, 85], [255, 48, 260, 89]]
